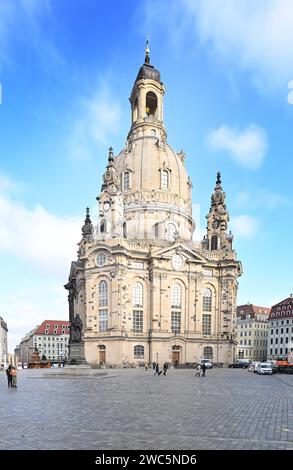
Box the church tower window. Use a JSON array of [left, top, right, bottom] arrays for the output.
[[133, 282, 143, 333], [134, 345, 144, 358], [203, 288, 212, 312], [123, 222, 127, 238], [211, 235, 218, 250], [123, 171, 130, 190], [161, 169, 169, 189], [98, 280, 108, 332], [202, 314, 211, 335], [204, 346, 213, 359], [171, 283, 182, 308], [133, 282, 143, 307], [145, 91, 157, 117], [171, 283, 182, 334]]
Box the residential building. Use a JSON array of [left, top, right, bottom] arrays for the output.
[[33, 320, 70, 362], [267, 294, 293, 360], [18, 320, 70, 363], [236, 304, 270, 361], [65, 48, 242, 367], [0, 316, 8, 368]]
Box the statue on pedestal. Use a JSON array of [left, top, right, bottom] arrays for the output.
[[70, 314, 83, 343]]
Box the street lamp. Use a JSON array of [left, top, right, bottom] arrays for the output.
[[156, 352, 159, 364]]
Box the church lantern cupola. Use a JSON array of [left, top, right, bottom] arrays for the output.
[[128, 40, 166, 142]]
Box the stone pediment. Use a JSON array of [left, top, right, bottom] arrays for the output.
[[151, 243, 207, 264]]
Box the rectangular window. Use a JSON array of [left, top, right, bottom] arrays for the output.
[[202, 314, 211, 335], [133, 310, 143, 333], [203, 269, 213, 277], [203, 296, 212, 312], [171, 311, 181, 334], [161, 170, 169, 189], [123, 172, 130, 190], [132, 261, 144, 269], [99, 309, 108, 332]]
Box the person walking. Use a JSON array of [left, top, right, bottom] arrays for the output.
[[10, 367, 17, 388], [163, 361, 168, 376], [154, 363, 163, 375], [144, 362, 149, 371], [195, 363, 201, 377], [152, 361, 156, 371], [201, 363, 207, 377], [6, 365, 12, 388]]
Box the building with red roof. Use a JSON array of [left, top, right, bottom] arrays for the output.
[[267, 295, 293, 360], [19, 320, 70, 363], [236, 304, 271, 361]]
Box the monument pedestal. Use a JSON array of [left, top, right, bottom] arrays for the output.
[[66, 341, 89, 367]]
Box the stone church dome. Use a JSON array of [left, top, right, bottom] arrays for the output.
[[103, 50, 195, 243]]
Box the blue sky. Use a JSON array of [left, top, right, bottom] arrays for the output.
[[0, 0, 293, 351]]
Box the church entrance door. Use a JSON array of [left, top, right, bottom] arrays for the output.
[[99, 351, 106, 364], [172, 351, 180, 365]]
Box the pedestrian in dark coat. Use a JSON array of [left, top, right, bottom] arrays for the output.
[[163, 362, 168, 375], [202, 363, 207, 377], [6, 365, 12, 388], [154, 363, 161, 375]]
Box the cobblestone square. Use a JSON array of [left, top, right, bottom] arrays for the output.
[[1, 367, 293, 450]]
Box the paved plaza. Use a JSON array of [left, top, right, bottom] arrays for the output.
[[0, 367, 293, 450]]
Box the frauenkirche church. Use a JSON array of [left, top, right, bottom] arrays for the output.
[[65, 46, 242, 367]]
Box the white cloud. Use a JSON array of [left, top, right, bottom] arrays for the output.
[[236, 189, 291, 210], [230, 214, 259, 239], [0, 284, 68, 352], [68, 85, 122, 161], [142, 0, 293, 93], [0, 0, 61, 72], [0, 174, 83, 350], [207, 124, 267, 169], [0, 180, 81, 276]]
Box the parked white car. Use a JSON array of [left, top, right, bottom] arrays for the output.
[[201, 359, 213, 369], [257, 363, 273, 375]]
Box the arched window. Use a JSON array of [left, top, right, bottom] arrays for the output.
[[133, 282, 144, 333], [100, 220, 106, 233], [171, 284, 182, 335], [134, 345, 144, 358], [161, 170, 169, 189], [166, 223, 176, 242], [171, 284, 182, 308], [203, 288, 212, 312], [133, 282, 143, 307], [123, 222, 127, 238], [133, 97, 138, 122], [99, 280, 108, 307], [204, 346, 213, 359], [145, 91, 157, 117], [123, 172, 130, 190], [211, 235, 218, 250], [154, 223, 159, 238]]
